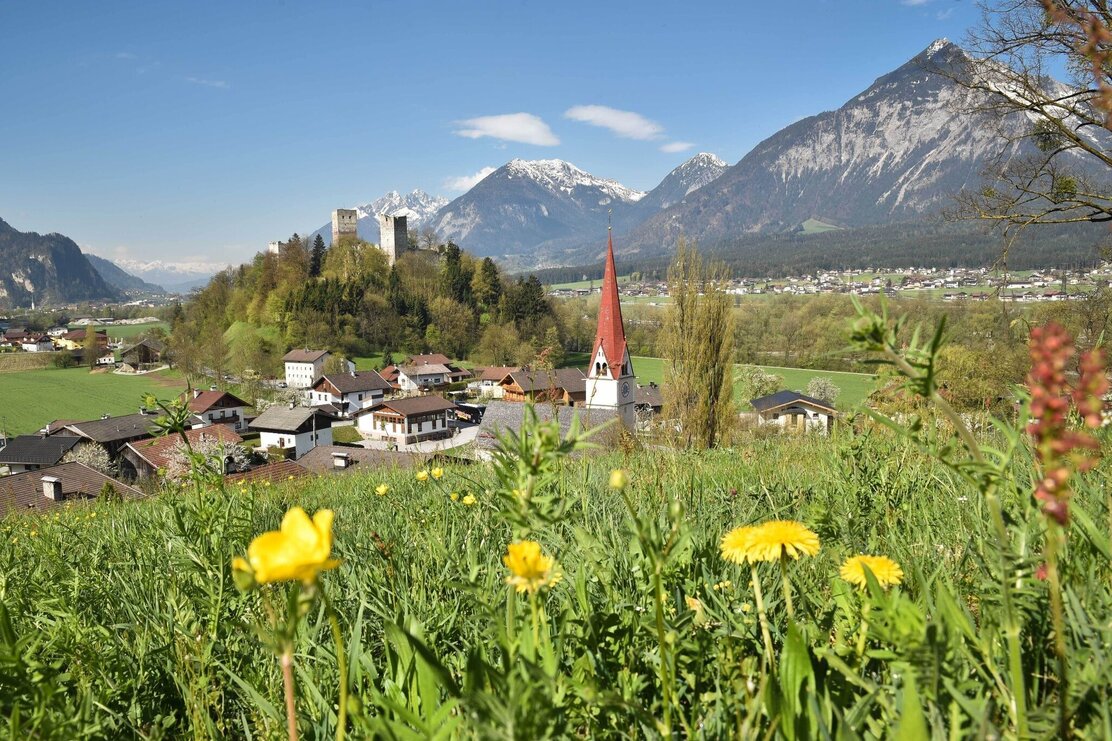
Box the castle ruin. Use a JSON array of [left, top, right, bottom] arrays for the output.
[[378, 214, 409, 265], [331, 209, 358, 245]]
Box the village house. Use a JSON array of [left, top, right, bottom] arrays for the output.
[[56, 328, 108, 351], [498, 367, 587, 405], [635, 382, 665, 417], [120, 338, 165, 368], [57, 411, 161, 459], [750, 391, 836, 434], [0, 435, 81, 475], [0, 462, 140, 518], [468, 366, 521, 398], [381, 354, 471, 391], [185, 388, 251, 432], [355, 395, 457, 445], [20, 335, 54, 352], [121, 425, 245, 481], [249, 405, 334, 459], [283, 349, 334, 389], [308, 370, 392, 417]]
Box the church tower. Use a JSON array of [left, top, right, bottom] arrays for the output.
[[585, 228, 636, 429]]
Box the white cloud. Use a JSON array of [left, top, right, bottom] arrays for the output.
[[444, 166, 497, 192], [454, 113, 559, 146], [564, 104, 664, 140], [936, 7, 954, 19], [660, 141, 695, 153], [185, 76, 229, 89]]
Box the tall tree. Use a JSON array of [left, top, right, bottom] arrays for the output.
[[83, 327, 100, 370], [471, 257, 502, 309], [310, 234, 326, 278], [659, 240, 736, 448]]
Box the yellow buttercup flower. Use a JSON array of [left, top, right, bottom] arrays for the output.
[[450, 492, 460, 501], [375, 484, 389, 496], [242, 507, 340, 585], [431, 467, 444, 480], [462, 494, 476, 506], [503, 540, 561, 594], [720, 521, 820, 564], [416, 470, 429, 482], [609, 469, 629, 490], [840, 555, 904, 589]]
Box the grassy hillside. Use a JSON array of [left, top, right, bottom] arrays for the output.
[[70, 321, 170, 339], [0, 367, 184, 436], [3, 425, 1110, 738]]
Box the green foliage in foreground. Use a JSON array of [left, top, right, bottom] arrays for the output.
[[2, 426, 1111, 738]]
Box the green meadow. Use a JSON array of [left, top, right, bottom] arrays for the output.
[[0, 367, 185, 436]]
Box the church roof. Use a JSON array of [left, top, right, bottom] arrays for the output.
[[591, 231, 628, 373]]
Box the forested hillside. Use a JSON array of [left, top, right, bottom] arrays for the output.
[[167, 235, 564, 381]]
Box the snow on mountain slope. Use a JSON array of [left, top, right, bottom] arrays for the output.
[[311, 189, 448, 246], [431, 159, 646, 256]]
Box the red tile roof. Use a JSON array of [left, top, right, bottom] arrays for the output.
[[226, 460, 309, 484]]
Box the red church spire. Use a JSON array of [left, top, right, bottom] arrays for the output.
[[591, 228, 629, 378]]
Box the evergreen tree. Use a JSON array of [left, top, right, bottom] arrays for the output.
[[309, 234, 326, 278], [441, 242, 471, 305], [472, 257, 502, 309]]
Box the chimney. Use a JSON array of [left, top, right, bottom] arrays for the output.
[[209, 385, 217, 392], [332, 452, 351, 469], [41, 476, 62, 501], [193, 388, 202, 399]]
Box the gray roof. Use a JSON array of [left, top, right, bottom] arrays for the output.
[[476, 401, 619, 451], [0, 435, 81, 466], [250, 405, 334, 433], [66, 413, 161, 444], [297, 445, 417, 474], [750, 390, 835, 413], [505, 367, 586, 393], [0, 462, 140, 517], [398, 363, 454, 377], [315, 370, 391, 394], [283, 349, 329, 363]]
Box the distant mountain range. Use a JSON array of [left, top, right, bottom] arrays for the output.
[[84, 254, 166, 293], [326, 38, 1104, 270]]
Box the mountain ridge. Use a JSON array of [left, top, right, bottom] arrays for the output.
[[0, 219, 121, 307]]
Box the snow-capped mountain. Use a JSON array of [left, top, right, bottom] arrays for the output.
[[622, 39, 1035, 252], [431, 159, 646, 257], [312, 189, 448, 246], [612, 152, 728, 232], [112, 258, 229, 293]]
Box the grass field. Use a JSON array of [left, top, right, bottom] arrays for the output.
[[69, 321, 170, 339], [565, 353, 876, 408], [0, 367, 185, 436], [3, 421, 1109, 737]]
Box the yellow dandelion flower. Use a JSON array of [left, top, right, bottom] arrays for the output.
[[416, 470, 429, 482], [375, 484, 389, 496], [503, 540, 561, 594], [450, 492, 459, 502], [609, 469, 629, 490], [741, 602, 752, 613], [840, 555, 904, 589], [721, 521, 820, 564], [30, 531, 37, 537], [431, 467, 444, 480], [239, 507, 340, 585], [287, 475, 294, 480], [685, 595, 703, 612], [462, 494, 476, 506]]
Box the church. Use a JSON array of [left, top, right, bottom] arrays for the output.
[[583, 228, 637, 430]]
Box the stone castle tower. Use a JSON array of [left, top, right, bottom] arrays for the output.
[[331, 209, 358, 244], [378, 214, 409, 265], [584, 228, 636, 429]]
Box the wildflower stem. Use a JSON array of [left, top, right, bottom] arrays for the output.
[[322, 591, 348, 741], [749, 564, 775, 667], [652, 563, 673, 739], [855, 599, 869, 662], [1044, 520, 1070, 740], [280, 650, 299, 741], [778, 554, 795, 621]]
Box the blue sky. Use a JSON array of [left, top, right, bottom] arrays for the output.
[[0, 0, 978, 269]]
